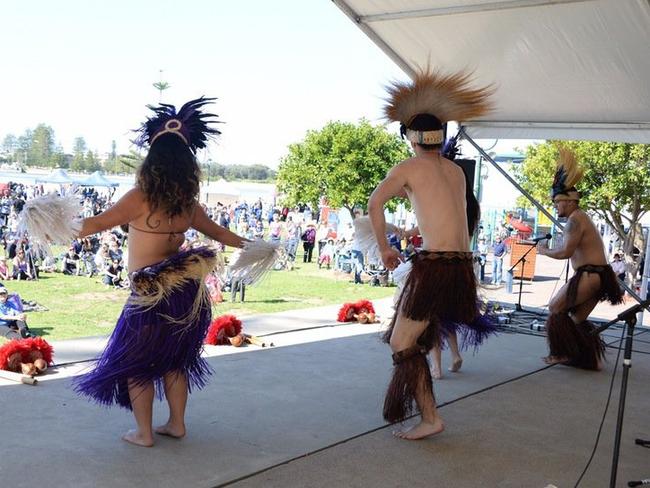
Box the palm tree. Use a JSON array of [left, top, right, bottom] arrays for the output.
[[153, 70, 170, 102], [152, 81, 170, 102]]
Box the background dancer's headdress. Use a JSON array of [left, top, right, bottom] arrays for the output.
[[551, 147, 583, 201], [383, 69, 494, 145], [133, 96, 221, 153]]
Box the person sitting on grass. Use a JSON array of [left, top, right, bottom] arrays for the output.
[[12, 248, 32, 280], [61, 246, 80, 275], [0, 257, 10, 280], [0, 286, 33, 339], [101, 258, 124, 288]]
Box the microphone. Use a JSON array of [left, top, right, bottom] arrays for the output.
[[524, 234, 552, 245]]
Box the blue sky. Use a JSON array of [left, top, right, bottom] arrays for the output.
[[1, 0, 528, 168], [0, 1, 408, 167]]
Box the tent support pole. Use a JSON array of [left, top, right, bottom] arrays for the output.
[[459, 126, 650, 313], [459, 126, 560, 228]]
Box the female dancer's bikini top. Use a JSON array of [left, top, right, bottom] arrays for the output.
[[128, 204, 196, 242]]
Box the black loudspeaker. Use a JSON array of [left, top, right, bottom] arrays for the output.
[[454, 159, 476, 191]]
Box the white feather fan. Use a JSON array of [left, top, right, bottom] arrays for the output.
[[228, 239, 283, 285], [17, 194, 82, 255]]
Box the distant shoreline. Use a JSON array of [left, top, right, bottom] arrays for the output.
[[0, 169, 276, 203]]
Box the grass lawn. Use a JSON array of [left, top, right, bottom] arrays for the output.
[[3, 260, 395, 341]]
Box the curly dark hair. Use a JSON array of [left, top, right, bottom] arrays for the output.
[[136, 133, 201, 225]]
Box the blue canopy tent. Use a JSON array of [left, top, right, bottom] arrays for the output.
[[76, 171, 119, 187], [34, 168, 73, 185]]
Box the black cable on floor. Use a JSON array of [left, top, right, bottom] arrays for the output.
[[573, 322, 626, 488]]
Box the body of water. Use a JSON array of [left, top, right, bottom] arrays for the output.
[[0, 170, 276, 204]]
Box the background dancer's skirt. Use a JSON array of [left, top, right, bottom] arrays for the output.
[[546, 315, 605, 370], [384, 251, 497, 350], [74, 248, 216, 409], [546, 264, 622, 370]]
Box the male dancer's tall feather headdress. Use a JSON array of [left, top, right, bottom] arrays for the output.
[[383, 69, 494, 145], [551, 147, 583, 201], [133, 96, 221, 153]]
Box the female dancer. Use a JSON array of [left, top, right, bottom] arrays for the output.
[[74, 98, 246, 447]]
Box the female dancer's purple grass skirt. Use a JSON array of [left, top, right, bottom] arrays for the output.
[[74, 247, 218, 409]]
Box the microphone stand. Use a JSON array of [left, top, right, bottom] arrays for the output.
[[594, 298, 650, 488], [508, 241, 541, 313]]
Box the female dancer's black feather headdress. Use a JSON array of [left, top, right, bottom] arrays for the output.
[[133, 96, 221, 153]]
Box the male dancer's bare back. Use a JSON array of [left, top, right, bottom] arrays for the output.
[[368, 147, 469, 440], [537, 200, 609, 364], [370, 152, 469, 264]]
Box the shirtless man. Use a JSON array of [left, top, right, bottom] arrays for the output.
[[368, 70, 494, 440], [537, 149, 623, 370]]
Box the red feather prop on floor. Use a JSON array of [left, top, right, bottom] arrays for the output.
[[337, 300, 376, 323], [354, 299, 375, 314], [337, 303, 357, 322], [0, 337, 54, 374], [204, 315, 243, 345]]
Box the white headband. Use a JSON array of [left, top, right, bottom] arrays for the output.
[[405, 129, 443, 145]]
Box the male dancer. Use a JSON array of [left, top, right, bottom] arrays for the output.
[[537, 148, 623, 370], [369, 70, 495, 440]]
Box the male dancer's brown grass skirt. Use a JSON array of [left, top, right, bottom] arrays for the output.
[[546, 264, 623, 370], [383, 251, 496, 422]]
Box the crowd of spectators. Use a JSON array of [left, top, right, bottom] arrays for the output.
[[0, 180, 424, 304], [0, 182, 123, 287]]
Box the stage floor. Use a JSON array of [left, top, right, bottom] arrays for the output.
[[1, 309, 648, 488]]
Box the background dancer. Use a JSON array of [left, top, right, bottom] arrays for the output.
[[368, 70, 495, 440], [73, 98, 247, 447], [537, 148, 623, 370]]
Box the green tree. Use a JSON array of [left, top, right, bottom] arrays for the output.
[[70, 137, 88, 172], [153, 70, 170, 102], [16, 129, 33, 167], [50, 145, 67, 168], [2, 134, 17, 158], [116, 150, 143, 174], [85, 150, 101, 172], [28, 124, 56, 167], [276, 120, 411, 215], [103, 140, 118, 172], [516, 141, 650, 278]]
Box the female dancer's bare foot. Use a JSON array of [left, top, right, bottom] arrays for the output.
[[393, 418, 445, 440], [449, 357, 463, 373], [543, 355, 568, 365], [122, 429, 154, 447], [155, 422, 186, 439]]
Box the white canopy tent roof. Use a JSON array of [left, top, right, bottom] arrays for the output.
[[333, 0, 650, 143], [200, 179, 242, 206]]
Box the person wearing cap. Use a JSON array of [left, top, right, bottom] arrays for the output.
[[537, 148, 623, 370], [301, 221, 316, 263], [0, 286, 32, 339]]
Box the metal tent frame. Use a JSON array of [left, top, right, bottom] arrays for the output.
[[332, 0, 650, 312]]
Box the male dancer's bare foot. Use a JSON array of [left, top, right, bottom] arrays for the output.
[[543, 355, 569, 365], [449, 357, 463, 373], [393, 418, 445, 440], [155, 422, 186, 439], [122, 429, 154, 447]]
